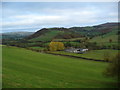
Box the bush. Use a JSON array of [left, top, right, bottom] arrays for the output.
[[103, 53, 120, 77], [104, 52, 111, 62], [64, 42, 71, 47]]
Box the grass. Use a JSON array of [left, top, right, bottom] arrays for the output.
[[49, 49, 119, 60], [28, 46, 45, 50], [2, 46, 117, 88], [89, 30, 118, 46], [53, 37, 85, 42], [29, 30, 62, 41]]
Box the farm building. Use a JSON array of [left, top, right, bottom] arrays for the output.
[[64, 47, 88, 54]]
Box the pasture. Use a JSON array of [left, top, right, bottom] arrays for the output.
[[89, 30, 118, 46], [28, 46, 45, 51], [49, 49, 118, 60], [29, 30, 62, 42], [2, 46, 117, 88]]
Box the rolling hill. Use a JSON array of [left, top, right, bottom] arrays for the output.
[[26, 28, 83, 42], [26, 22, 119, 42], [1, 22, 119, 49], [29, 30, 63, 42]]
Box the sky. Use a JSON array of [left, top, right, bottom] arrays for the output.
[[1, 2, 118, 32]]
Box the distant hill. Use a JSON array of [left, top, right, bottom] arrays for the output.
[[69, 22, 118, 36], [93, 22, 118, 28], [26, 22, 119, 42], [1, 32, 34, 40]]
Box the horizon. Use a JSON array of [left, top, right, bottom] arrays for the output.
[[2, 21, 118, 33], [1, 2, 118, 33]]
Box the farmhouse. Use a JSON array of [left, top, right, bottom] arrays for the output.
[[64, 47, 88, 54]]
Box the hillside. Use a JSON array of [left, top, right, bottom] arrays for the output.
[[2, 22, 119, 50], [26, 22, 119, 42], [29, 30, 63, 42], [27, 28, 83, 42], [2, 46, 117, 88], [69, 22, 118, 36], [89, 30, 119, 46]]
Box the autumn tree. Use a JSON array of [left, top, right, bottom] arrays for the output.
[[49, 42, 65, 51]]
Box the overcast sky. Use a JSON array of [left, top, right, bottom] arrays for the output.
[[1, 2, 118, 32]]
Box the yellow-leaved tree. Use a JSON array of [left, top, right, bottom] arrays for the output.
[[49, 42, 65, 51]]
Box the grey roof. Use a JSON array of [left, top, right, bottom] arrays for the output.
[[65, 48, 83, 52]]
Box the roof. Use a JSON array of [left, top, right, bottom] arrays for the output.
[[64, 48, 88, 52]]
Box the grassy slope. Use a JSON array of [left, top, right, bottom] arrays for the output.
[[50, 49, 118, 60], [28, 46, 45, 50], [53, 37, 85, 42], [2, 46, 117, 88], [89, 30, 118, 46], [29, 30, 63, 41]]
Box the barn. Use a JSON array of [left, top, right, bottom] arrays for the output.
[[64, 48, 88, 54]]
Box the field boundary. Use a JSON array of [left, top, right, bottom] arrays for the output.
[[46, 52, 110, 62]]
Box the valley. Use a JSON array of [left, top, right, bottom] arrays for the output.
[[1, 22, 119, 88]]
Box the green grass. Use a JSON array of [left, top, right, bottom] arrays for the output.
[[28, 46, 45, 50], [2, 46, 117, 88], [89, 31, 118, 46], [89, 35, 118, 43], [49, 49, 119, 60], [29, 30, 63, 41], [53, 37, 85, 42]]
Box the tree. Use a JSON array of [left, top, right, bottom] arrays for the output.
[[49, 42, 65, 51], [57, 42, 65, 50], [49, 42, 57, 51], [104, 53, 120, 78]]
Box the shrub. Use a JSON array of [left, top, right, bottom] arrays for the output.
[[103, 53, 120, 77], [104, 52, 111, 62]]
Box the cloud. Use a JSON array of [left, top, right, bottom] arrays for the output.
[[2, 8, 100, 27], [2, 2, 118, 32], [3, 15, 65, 27]]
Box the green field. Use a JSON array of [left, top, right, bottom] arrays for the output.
[[2, 46, 117, 88], [53, 37, 85, 42], [28, 46, 45, 50], [29, 30, 63, 41], [49, 49, 118, 60], [89, 30, 118, 46]]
